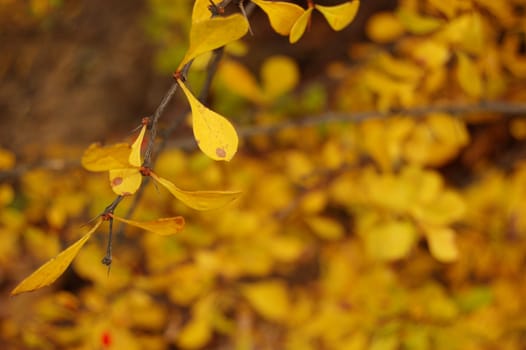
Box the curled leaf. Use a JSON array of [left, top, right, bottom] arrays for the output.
[[178, 79, 239, 161], [178, 14, 249, 70], [112, 215, 185, 235], [150, 172, 241, 211], [315, 1, 360, 31], [81, 143, 131, 172], [251, 0, 304, 35], [11, 219, 103, 295], [129, 124, 147, 167], [289, 8, 313, 44]]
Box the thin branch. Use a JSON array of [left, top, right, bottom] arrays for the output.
[[165, 100, 526, 150]]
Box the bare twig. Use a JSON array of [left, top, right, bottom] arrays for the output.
[[165, 100, 526, 150]]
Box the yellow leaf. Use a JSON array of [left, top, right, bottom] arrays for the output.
[[129, 124, 147, 167], [11, 219, 103, 295], [177, 316, 212, 349], [191, 0, 218, 23], [109, 168, 142, 196], [81, 143, 131, 172], [178, 79, 239, 161], [413, 190, 466, 226], [315, 1, 360, 31], [251, 0, 304, 35], [218, 59, 265, 104], [0, 148, 15, 170], [456, 52, 482, 98], [112, 215, 185, 235], [366, 12, 405, 43], [261, 55, 299, 100], [178, 14, 249, 70], [305, 216, 344, 240], [150, 172, 241, 210], [289, 8, 313, 43], [425, 226, 459, 262], [242, 280, 290, 322], [397, 8, 443, 34], [411, 39, 450, 68], [361, 218, 417, 261]]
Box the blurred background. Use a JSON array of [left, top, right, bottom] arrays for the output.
[[2, 0, 526, 349]]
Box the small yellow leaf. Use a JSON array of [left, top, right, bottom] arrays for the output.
[[109, 168, 142, 196], [305, 216, 344, 240], [81, 143, 131, 172], [397, 8, 443, 34], [0, 148, 15, 170], [218, 59, 265, 104], [112, 215, 185, 235], [150, 172, 241, 211], [362, 219, 417, 261], [261, 55, 299, 100], [366, 12, 405, 43], [456, 52, 482, 98], [176, 316, 212, 349], [251, 0, 304, 35], [289, 8, 313, 43], [242, 280, 290, 322], [411, 39, 450, 69], [178, 14, 249, 70], [191, 0, 218, 23], [178, 79, 239, 161], [11, 219, 103, 295], [315, 1, 360, 31], [425, 226, 459, 262], [129, 124, 147, 167]]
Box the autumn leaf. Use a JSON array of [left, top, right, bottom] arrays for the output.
[[425, 226, 459, 262], [150, 172, 241, 211], [289, 8, 313, 44], [218, 59, 265, 103], [81, 143, 131, 172], [361, 217, 417, 261], [315, 1, 360, 31], [242, 280, 290, 322], [261, 55, 299, 100], [456, 52, 483, 98], [109, 168, 143, 196], [251, 0, 304, 35], [178, 14, 249, 70], [191, 0, 218, 23], [177, 78, 239, 161], [11, 219, 103, 295], [111, 215, 185, 235], [397, 8, 443, 34], [289, 1, 359, 43]]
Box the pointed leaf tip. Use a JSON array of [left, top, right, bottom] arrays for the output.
[[11, 219, 103, 296], [129, 124, 147, 167], [252, 0, 304, 35], [150, 172, 242, 211], [178, 14, 249, 70], [178, 79, 239, 161], [315, 1, 360, 31], [112, 215, 185, 235]]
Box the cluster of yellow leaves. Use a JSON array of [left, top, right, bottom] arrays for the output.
[[252, 0, 360, 43]]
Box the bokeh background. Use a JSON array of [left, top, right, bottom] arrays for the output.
[[2, 0, 526, 349]]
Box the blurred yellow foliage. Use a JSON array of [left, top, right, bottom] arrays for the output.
[[3, 0, 526, 349]]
